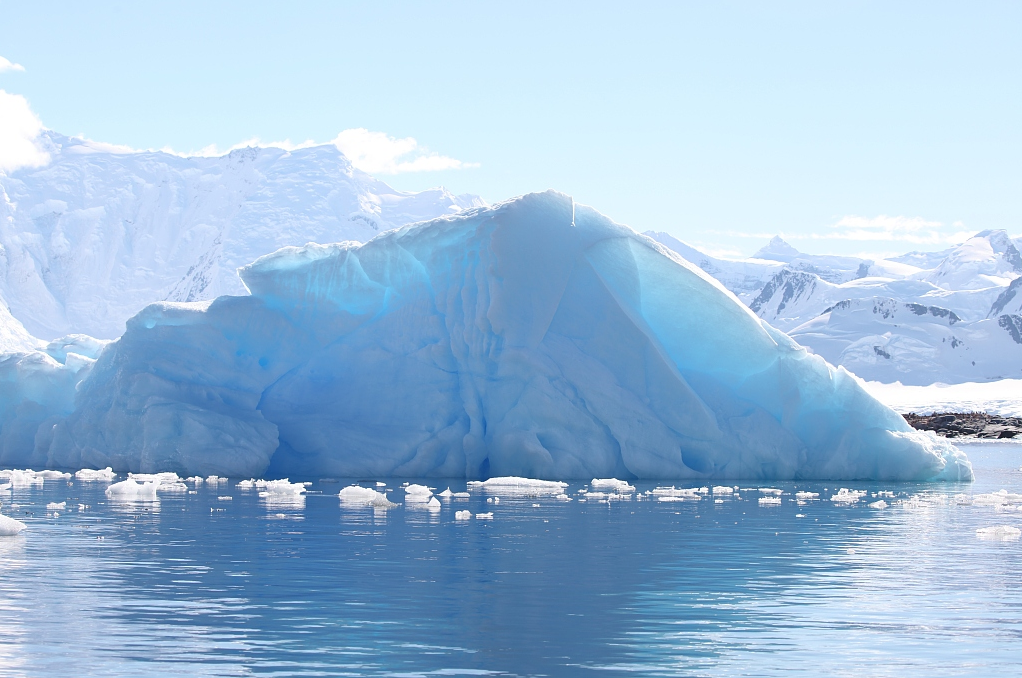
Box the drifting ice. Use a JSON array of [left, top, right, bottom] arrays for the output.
[[0, 513, 27, 536], [1, 192, 972, 481]]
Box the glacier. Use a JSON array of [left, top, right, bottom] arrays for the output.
[[0, 191, 971, 481], [0, 132, 484, 340]]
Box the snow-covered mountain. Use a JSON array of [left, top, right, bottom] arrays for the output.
[[0, 132, 484, 339], [647, 231, 1022, 385]]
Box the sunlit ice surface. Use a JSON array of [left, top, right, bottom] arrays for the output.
[[0, 442, 1019, 677]]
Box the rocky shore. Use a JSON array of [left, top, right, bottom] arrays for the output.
[[903, 412, 1022, 439]]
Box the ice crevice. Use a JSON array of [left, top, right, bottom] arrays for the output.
[[0, 191, 972, 480]]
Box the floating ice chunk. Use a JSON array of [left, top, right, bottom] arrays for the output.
[[129, 472, 181, 484], [46, 502, 66, 510], [591, 479, 636, 493], [651, 487, 703, 499], [466, 477, 569, 495], [712, 486, 734, 495], [831, 489, 867, 504], [759, 496, 782, 505], [954, 494, 972, 506], [237, 479, 256, 489], [186, 476, 204, 485], [427, 497, 441, 512], [376, 482, 386, 487], [868, 500, 889, 509], [339, 485, 397, 508], [475, 512, 494, 520], [555, 493, 572, 501], [0, 514, 27, 536], [404, 484, 433, 502], [759, 488, 783, 496], [205, 475, 228, 485], [657, 496, 693, 503], [452, 492, 471, 499], [0, 470, 45, 487], [972, 490, 1022, 507], [877, 491, 895, 498], [218, 496, 232, 501], [795, 491, 820, 500], [976, 525, 1021, 540], [438, 488, 453, 498], [75, 468, 116, 481], [714, 498, 724, 503], [455, 510, 472, 520], [105, 478, 160, 501], [0, 483, 10, 493], [796, 513, 806, 518]]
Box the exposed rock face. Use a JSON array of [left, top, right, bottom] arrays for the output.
[[903, 412, 1022, 439]]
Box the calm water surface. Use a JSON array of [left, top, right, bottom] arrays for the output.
[[1, 442, 1020, 677]]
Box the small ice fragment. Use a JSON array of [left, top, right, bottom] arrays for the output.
[[0, 514, 27, 536], [652, 487, 702, 500], [532, 503, 541, 508], [712, 486, 733, 495], [555, 493, 572, 501], [868, 500, 888, 509], [452, 492, 471, 499], [475, 512, 494, 520], [714, 499, 724, 504], [486, 497, 493, 503], [237, 479, 256, 489], [493, 497, 500, 504], [973, 490, 1022, 507], [439, 488, 453, 498], [466, 477, 568, 495], [976, 525, 1021, 540], [339, 485, 397, 508], [455, 510, 472, 520], [795, 491, 819, 500], [759, 497, 782, 506], [376, 482, 386, 487], [404, 484, 433, 502], [218, 496, 232, 501], [186, 476, 204, 485], [75, 468, 116, 481], [106, 478, 160, 501], [427, 497, 441, 512], [590, 478, 636, 493], [46, 502, 66, 510], [759, 488, 783, 495], [796, 514, 806, 518], [830, 488, 867, 504]]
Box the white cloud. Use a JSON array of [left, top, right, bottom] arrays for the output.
[[0, 56, 25, 73], [0, 90, 50, 173], [331, 128, 478, 174], [821, 215, 971, 245]]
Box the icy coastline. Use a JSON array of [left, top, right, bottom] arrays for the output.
[[0, 192, 971, 481]]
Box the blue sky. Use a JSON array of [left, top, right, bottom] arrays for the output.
[[1, 0, 1019, 258]]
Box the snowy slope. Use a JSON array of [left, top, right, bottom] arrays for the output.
[[0, 132, 484, 339], [651, 230, 1022, 384], [0, 192, 969, 481], [0, 296, 42, 353]]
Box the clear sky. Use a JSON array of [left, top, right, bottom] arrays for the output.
[[1, 0, 1019, 258]]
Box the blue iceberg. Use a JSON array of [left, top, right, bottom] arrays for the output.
[[9, 192, 971, 480]]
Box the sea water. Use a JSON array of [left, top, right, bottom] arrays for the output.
[[1, 442, 1019, 677]]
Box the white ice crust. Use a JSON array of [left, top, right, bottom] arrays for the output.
[[0, 192, 973, 481]]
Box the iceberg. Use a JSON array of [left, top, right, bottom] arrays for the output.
[[2, 192, 971, 481], [0, 513, 27, 536]]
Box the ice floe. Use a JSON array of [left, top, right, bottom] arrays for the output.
[[868, 500, 889, 509], [795, 491, 820, 500], [0, 513, 27, 536], [45, 502, 66, 510], [830, 488, 868, 504], [75, 468, 117, 481], [466, 477, 569, 495], [758, 496, 782, 506], [338, 485, 397, 508], [455, 510, 472, 520], [0, 470, 70, 486], [590, 479, 636, 493], [976, 525, 1021, 540], [971, 490, 1022, 507], [475, 512, 494, 520], [105, 478, 160, 501], [712, 486, 735, 495]]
